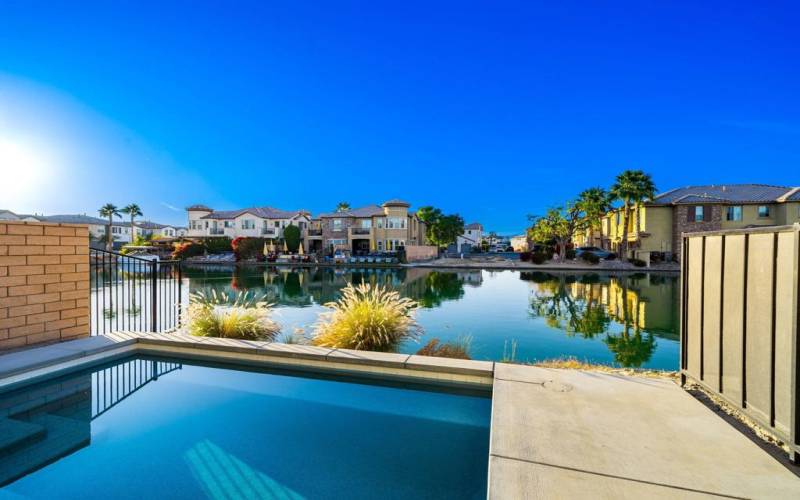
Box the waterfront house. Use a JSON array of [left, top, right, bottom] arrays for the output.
[[186, 205, 312, 247], [592, 184, 800, 261], [451, 222, 483, 253], [317, 199, 427, 254]]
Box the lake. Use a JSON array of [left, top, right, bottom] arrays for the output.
[[182, 265, 680, 370]]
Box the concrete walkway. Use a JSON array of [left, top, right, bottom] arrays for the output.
[[488, 363, 800, 499]]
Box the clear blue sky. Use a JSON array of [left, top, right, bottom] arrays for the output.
[[1, 1, 797, 233]]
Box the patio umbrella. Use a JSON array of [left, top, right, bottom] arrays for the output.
[[268, 240, 275, 253], [263, 242, 269, 257], [283, 240, 289, 253], [298, 244, 304, 256], [370, 239, 375, 251]]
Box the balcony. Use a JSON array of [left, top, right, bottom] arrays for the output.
[[261, 228, 277, 236], [350, 227, 372, 236], [307, 229, 323, 237], [209, 228, 225, 235]]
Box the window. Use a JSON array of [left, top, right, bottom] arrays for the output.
[[241, 219, 255, 229], [726, 206, 742, 221], [758, 205, 770, 218], [387, 217, 406, 229], [615, 212, 620, 225], [360, 219, 371, 229], [332, 219, 342, 231], [687, 205, 709, 223], [377, 240, 383, 250], [694, 206, 704, 222], [376, 218, 384, 228]]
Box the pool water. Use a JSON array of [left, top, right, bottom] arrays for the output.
[[0, 357, 491, 499], [180, 266, 680, 370]]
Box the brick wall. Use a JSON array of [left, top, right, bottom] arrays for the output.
[[672, 205, 723, 259], [0, 221, 90, 351]]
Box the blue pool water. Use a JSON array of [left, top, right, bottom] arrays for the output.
[[0, 357, 490, 499]]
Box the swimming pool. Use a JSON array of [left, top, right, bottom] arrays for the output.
[[0, 356, 491, 499]]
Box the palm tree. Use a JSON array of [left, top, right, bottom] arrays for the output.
[[609, 170, 656, 259], [335, 201, 351, 213], [577, 187, 611, 247], [98, 203, 121, 251], [121, 203, 143, 241]]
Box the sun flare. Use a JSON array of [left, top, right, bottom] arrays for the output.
[[0, 138, 53, 203]]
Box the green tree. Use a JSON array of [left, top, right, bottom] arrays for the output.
[[121, 203, 143, 240], [98, 203, 121, 251], [610, 170, 656, 259], [576, 188, 611, 247], [283, 224, 301, 253], [429, 214, 465, 248], [416, 206, 442, 226], [528, 204, 583, 260], [335, 201, 351, 213]]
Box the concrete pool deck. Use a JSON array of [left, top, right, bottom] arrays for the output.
[[2, 334, 799, 498]]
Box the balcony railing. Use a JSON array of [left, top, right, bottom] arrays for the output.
[[307, 229, 323, 236], [351, 227, 372, 235], [261, 228, 276, 235], [209, 228, 225, 235]]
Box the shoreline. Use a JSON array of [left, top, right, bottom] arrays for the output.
[[183, 258, 680, 273]]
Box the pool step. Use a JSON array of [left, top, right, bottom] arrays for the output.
[[0, 414, 90, 487], [0, 418, 46, 455]]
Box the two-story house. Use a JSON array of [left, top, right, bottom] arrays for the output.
[[452, 222, 483, 253], [318, 199, 427, 255], [599, 184, 800, 261], [187, 205, 312, 248]]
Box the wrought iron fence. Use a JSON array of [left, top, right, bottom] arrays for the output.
[[90, 248, 183, 335]]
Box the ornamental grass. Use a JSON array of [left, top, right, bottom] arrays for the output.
[[312, 282, 421, 351], [184, 289, 280, 341]]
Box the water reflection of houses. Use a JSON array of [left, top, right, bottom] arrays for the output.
[[184, 265, 478, 309], [0, 359, 180, 486]]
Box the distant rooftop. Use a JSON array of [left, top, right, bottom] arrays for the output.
[[200, 207, 310, 220], [651, 184, 796, 205], [381, 198, 411, 207], [465, 222, 483, 230], [318, 205, 385, 218]]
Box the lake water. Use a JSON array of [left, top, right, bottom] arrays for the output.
[[183, 266, 680, 370]]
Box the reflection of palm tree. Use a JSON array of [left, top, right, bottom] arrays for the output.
[[529, 276, 610, 338], [603, 280, 655, 367]]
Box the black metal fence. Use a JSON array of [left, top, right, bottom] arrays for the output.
[[90, 248, 183, 335], [92, 359, 182, 419]]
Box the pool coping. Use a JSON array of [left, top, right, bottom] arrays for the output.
[[0, 333, 495, 393]]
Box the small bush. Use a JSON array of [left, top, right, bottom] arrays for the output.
[[173, 242, 204, 259], [628, 258, 647, 267], [565, 249, 576, 260], [605, 253, 617, 261], [184, 290, 280, 340], [580, 252, 600, 264], [312, 282, 421, 351], [416, 336, 472, 360], [232, 237, 267, 261], [283, 225, 301, 253], [520, 251, 532, 262], [531, 253, 548, 265]]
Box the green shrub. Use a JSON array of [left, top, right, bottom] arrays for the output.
[[204, 237, 232, 254], [628, 258, 647, 267], [565, 249, 576, 260], [531, 253, 548, 265], [184, 290, 280, 340], [580, 252, 600, 264], [283, 225, 300, 253], [605, 253, 617, 261], [416, 336, 472, 359], [312, 282, 421, 351], [520, 251, 532, 262]]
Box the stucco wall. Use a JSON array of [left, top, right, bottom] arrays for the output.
[[0, 221, 90, 350], [404, 245, 438, 262]]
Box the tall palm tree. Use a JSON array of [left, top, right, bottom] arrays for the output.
[[577, 187, 611, 247], [609, 170, 656, 259], [335, 201, 351, 213], [121, 203, 143, 241], [98, 203, 121, 251]]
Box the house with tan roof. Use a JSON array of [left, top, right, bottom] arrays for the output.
[[589, 184, 800, 261]]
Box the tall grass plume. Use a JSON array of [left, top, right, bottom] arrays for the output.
[[312, 282, 421, 351], [184, 289, 280, 341]]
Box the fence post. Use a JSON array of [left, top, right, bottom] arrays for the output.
[[177, 262, 183, 328], [150, 261, 158, 332]]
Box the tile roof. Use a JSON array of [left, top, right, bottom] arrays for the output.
[[40, 214, 109, 225], [200, 207, 309, 220], [465, 222, 483, 230], [186, 204, 213, 211], [381, 198, 410, 207], [318, 205, 385, 218], [651, 184, 795, 205]]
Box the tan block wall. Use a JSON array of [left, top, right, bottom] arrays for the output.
[[0, 221, 90, 351], [405, 245, 438, 262]]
